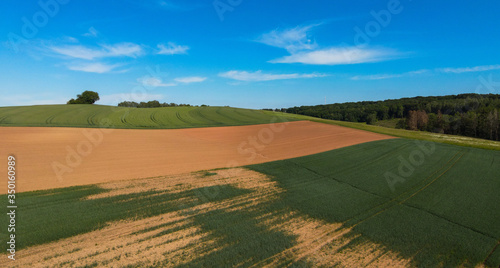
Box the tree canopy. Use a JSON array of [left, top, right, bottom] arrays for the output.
[[275, 93, 500, 141], [117, 100, 192, 108], [67, 91, 100, 104]]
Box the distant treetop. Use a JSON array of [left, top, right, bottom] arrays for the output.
[[67, 91, 100, 104], [118, 100, 192, 108]]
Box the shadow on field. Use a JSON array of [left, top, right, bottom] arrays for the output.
[[2, 139, 500, 267], [0, 184, 251, 251], [248, 138, 500, 267], [174, 206, 301, 267]]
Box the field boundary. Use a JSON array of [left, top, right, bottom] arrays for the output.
[[265, 111, 500, 151]]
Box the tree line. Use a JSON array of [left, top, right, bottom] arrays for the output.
[[275, 94, 500, 141], [117, 100, 202, 108]]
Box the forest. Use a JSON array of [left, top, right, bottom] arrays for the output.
[[276, 94, 500, 141]]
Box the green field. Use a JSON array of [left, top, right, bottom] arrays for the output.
[[0, 105, 297, 129], [248, 139, 500, 267], [2, 139, 499, 267]]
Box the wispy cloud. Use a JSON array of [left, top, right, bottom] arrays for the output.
[[63, 36, 79, 43], [351, 69, 429, 80], [174, 76, 206, 83], [50, 42, 143, 60], [437, 64, 500, 73], [351, 74, 404, 80], [67, 62, 121, 73], [219, 70, 328, 82], [83, 27, 99, 38], [257, 24, 319, 53], [351, 64, 500, 80], [137, 76, 177, 87], [47, 40, 190, 73], [136, 75, 206, 87], [157, 42, 189, 55], [258, 23, 403, 65], [125, 0, 202, 12], [271, 47, 400, 65]]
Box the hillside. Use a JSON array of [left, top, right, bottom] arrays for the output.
[[0, 105, 297, 129]]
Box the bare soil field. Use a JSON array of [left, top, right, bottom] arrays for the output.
[[5, 168, 409, 268], [0, 121, 394, 194]]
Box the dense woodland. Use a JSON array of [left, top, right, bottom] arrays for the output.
[[276, 94, 500, 141]]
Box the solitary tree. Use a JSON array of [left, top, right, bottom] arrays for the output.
[[67, 91, 100, 104]]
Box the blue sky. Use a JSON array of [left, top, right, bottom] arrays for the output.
[[1, 0, 500, 109]]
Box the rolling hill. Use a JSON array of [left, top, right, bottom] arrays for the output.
[[0, 105, 298, 129]]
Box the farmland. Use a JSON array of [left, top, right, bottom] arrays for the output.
[[0, 105, 298, 129], [1, 138, 499, 267], [1, 104, 500, 150], [248, 138, 500, 267], [0, 105, 499, 267], [0, 121, 393, 193]]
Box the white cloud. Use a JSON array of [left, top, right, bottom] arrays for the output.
[[437, 64, 500, 73], [257, 24, 319, 53], [351, 64, 500, 80], [174, 76, 207, 83], [219, 70, 328, 82], [351, 74, 403, 80], [102, 43, 143, 58], [50, 42, 143, 60], [270, 47, 399, 65], [157, 42, 189, 55], [67, 62, 120, 73], [257, 23, 403, 66], [64, 36, 79, 43], [351, 69, 429, 80], [99, 93, 164, 105], [137, 76, 177, 87], [83, 27, 99, 38]]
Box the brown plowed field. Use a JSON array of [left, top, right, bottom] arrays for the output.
[[0, 121, 394, 194]]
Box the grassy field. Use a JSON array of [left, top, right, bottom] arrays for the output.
[[2, 139, 499, 267], [272, 111, 500, 151], [0, 105, 297, 129], [374, 118, 401, 128], [3, 183, 250, 251], [248, 138, 500, 267]]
